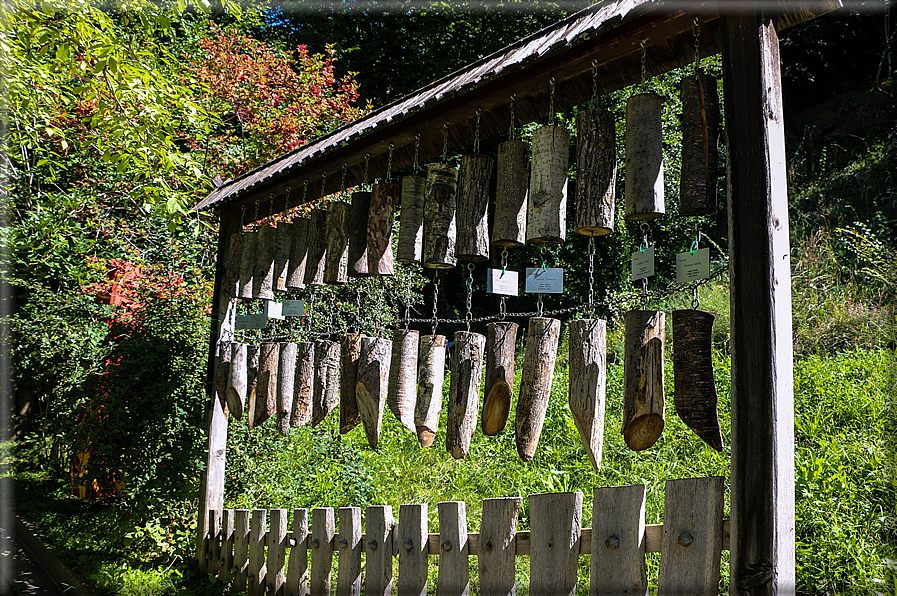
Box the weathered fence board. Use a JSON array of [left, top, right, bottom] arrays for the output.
[[365, 505, 395, 596], [311, 507, 335, 596], [267, 508, 288, 595], [337, 507, 362, 596], [529, 492, 583, 596], [437, 501, 470, 596], [478, 497, 521, 596], [249, 509, 267, 595], [286, 509, 309, 596], [590, 484, 648, 596], [234, 509, 250, 590], [397, 503, 429, 596]]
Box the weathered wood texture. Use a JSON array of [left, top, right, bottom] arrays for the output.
[[339, 333, 363, 434], [304, 209, 328, 286], [679, 72, 720, 216], [234, 509, 250, 590], [248, 509, 267, 595], [368, 182, 399, 275], [207, 509, 220, 575], [624, 93, 665, 221], [397, 503, 429, 596], [478, 497, 522, 596], [437, 501, 470, 596], [214, 344, 231, 414], [397, 175, 426, 263], [286, 509, 310, 596], [416, 334, 447, 447], [226, 342, 247, 420], [312, 339, 340, 426], [447, 331, 486, 459], [457, 154, 494, 261], [224, 233, 243, 297], [529, 492, 583, 596], [256, 341, 280, 427], [673, 310, 723, 451], [622, 310, 665, 451], [324, 201, 351, 284], [356, 336, 392, 449], [238, 230, 258, 298], [364, 505, 395, 596], [277, 343, 297, 436], [575, 109, 616, 236], [493, 139, 529, 247], [221, 509, 235, 579], [423, 163, 459, 268], [291, 342, 314, 428], [347, 191, 372, 277], [527, 125, 569, 244], [515, 317, 561, 461], [657, 477, 725, 595], [482, 322, 518, 436], [591, 484, 647, 595], [286, 216, 310, 289], [274, 222, 293, 291], [267, 508, 288, 595], [311, 508, 335, 596], [337, 507, 362, 596], [387, 329, 419, 434], [244, 345, 260, 429], [568, 319, 607, 472], [254, 225, 277, 299]]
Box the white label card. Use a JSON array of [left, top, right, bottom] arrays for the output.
[[487, 268, 519, 296], [525, 268, 564, 294], [264, 301, 285, 320], [676, 247, 710, 283], [631, 247, 655, 281], [282, 300, 306, 317], [235, 312, 268, 330]]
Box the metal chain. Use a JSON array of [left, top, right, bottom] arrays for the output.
[[431, 270, 441, 335], [537, 293, 544, 317], [363, 154, 371, 187], [692, 283, 700, 310], [501, 246, 509, 274], [591, 59, 599, 107], [240, 204, 246, 234], [587, 236, 596, 313], [442, 122, 449, 162], [302, 179, 308, 204], [640, 39, 648, 86], [473, 108, 482, 154], [268, 192, 274, 222], [640, 221, 650, 252], [386, 143, 394, 180], [693, 17, 701, 74], [253, 197, 260, 224], [508, 93, 517, 140], [465, 263, 474, 331], [499, 296, 507, 320], [413, 133, 421, 173], [341, 162, 348, 191], [320, 171, 328, 200], [548, 77, 556, 124], [285, 186, 292, 210]]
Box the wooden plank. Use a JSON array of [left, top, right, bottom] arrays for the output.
[[337, 507, 362, 596], [657, 477, 725, 595], [311, 507, 336, 596], [222, 509, 235, 582], [249, 509, 267, 596], [286, 509, 310, 596], [234, 509, 250, 591], [720, 12, 796, 595], [268, 508, 289, 595], [528, 492, 582, 596], [207, 509, 220, 575], [590, 484, 647, 596], [397, 503, 429, 596], [478, 497, 522, 596], [365, 505, 395, 596], [436, 501, 470, 596]]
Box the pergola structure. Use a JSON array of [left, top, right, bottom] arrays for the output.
[[197, 1, 841, 591]]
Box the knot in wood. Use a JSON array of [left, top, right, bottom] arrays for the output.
[[677, 531, 695, 547], [605, 535, 620, 550], [204, 552, 212, 559], [367, 540, 378, 551], [442, 540, 453, 552], [218, 558, 225, 565], [403, 539, 414, 551], [547, 541, 554, 550], [339, 538, 349, 549], [312, 538, 321, 549], [486, 541, 494, 552]]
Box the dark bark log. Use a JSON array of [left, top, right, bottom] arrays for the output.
[[493, 139, 529, 247], [226, 342, 247, 420], [397, 175, 425, 264], [423, 163, 458, 268], [347, 192, 371, 277], [368, 183, 398, 275], [568, 318, 607, 471], [274, 223, 293, 292], [457, 154, 494, 261], [514, 317, 561, 461], [357, 337, 392, 449], [387, 329, 418, 433], [253, 225, 277, 300], [255, 341, 280, 427], [312, 339, 340, 426], [304, 209, 328, 286], [673, 309, 723, 451], [482, 322, 518, 436], [622, 310, 665, 451], [679, 72, 720, 216], [415, 334, 447, 447], [324, 201, 350, 285], [624, 93, 665, 221], [277, 343, 297, 435], [447, 331, 485, 459], [339, 333, 363, 434], [286, 216, 310, 289], [574, 109, 616, 236], [238, 231, 258, 299], [224, 233, 243, 298], [527, 125, 569, 245], [291, 342, 314, 428], [215, 343, 231, 414]]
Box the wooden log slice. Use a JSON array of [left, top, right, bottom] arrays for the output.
[[367, 182, 399, 275], [273, 222, 292, 292], [290, 342, 314, 428], [244, 345, 260, 429], [415, 334, 447, 447], [574, 108, 616, 236], [624, 92, 665, 221], [224, 232, 243, 298], [387, 328, 419, 434], [482, 321, 518, 436], [253, 225, 277, 300], [672, 309, 723, 451], [568, 318, 607, 472], [527, 125, 569, 245], [397, 175, 425, 264], [347, 192, 371, 277], [339, 333, 363, 434], [277, 342, 297, 436], [303, 209, 327, 286], [324, 201, 350, 285], [457, 153, 494, 261], [226, 342, 247, 420], [446, 330, 485, 459], [356, 336, 392, 449], [423, 163, 458, 268], [493, 139, 529, 247], [622, 310, 665, 451], [515, 317, 561, 461], [312, 339, 340, 426], [286, 216, 310, 289], [679, 72, 720, 216], [238, 230, 257, 299], [255, 341, 279, 427]]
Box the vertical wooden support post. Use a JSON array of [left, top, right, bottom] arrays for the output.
[[337, 507, 362, 596], [311, 507, 335, 596], [437, 501, 470, 595], [365, 505, 395, 596], [721, 13, 796, 594], [222, 509, 235, 580], [397, 503, 429, 596], [590, 484, 647, 596], [268, 508, 288, 595], [478, 497, 522, 596], [529, 492, 582, 596], [235, 509, 251, 591], [249, 509, 267, 596], [286, 509, 309, 596]]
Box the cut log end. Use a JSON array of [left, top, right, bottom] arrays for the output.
[[225, 387, 243, 420], [417, 427, 437, 448], [622, 413, 665, 451], [573, 225, 613, 237], [491, 239, 525, 248], [481, 381, 511, 436]]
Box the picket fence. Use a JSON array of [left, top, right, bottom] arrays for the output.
[[200, 476, 728, 595]]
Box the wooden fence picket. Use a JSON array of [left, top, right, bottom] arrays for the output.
[[590, 484, 647, 596], [221, 509, 235, 581], [365, 505, 395, 596], [397, 503, 429, 596], [311, 507, 335, 596], [249, 509, 267, 595], [477, 497, 521, 596], [337, 507, 362, 596], [529, 492, 583, 596], [207, 509, 219, 576], [437, 501, 470, 596], [286, 508, 309, 596], [234, 509, 250, 590], [267, 508, 288, 595]]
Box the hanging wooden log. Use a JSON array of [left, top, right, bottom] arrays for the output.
[[447, 330, 485, 459], [624, 92, 665, 221], [312, 339, 340, 426], [482, 321, 518, 436], [679, 72, 720, 216], [493, 139, 529, 247], [244, 345, 260, 429], [277, 342, 297, 436], [575, 108, 616, 236], [356, 336, 392, 449], [291, 342, 314, 428], [286, 216, 310, 289], [226, 342, 247, 420], [527, 125, 569, 245], [397, 175, 425, 263], [388, 328, 418, 434], [515, 317, 561, 461], [238, 230, 258, 299], [324, 201, 350, 285], [224, 233, 243, 298], [457, 154, 494, 261], [255, 341, 279, 427], [273, 222, 293, 292], [215, 343, 231, 413], [303, 208, 328, 286], [347, 192, 371, 277], [253, 225, 277, 300], [339, 333, 363, 434], [568, 318, 607, 472], [423, 163, 459, 268], [415, 334, 447, 447], [622, 310, 666, 451], [673, 309, 723, 451], [367, 182, 398, 275]]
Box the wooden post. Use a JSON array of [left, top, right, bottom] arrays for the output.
[[291, 342, 314, 428], [624, 93, 665, 221], [397, 503, 429, 596], [347, 192, 371, 277], [388, 328, 418, 434], [222, 509, 235, 579], [268, 508, 288, 595], [234, 509, 251, 591], [721, 13, 795, 594], [304, 209, 328, 286], [478, 497, 521, 596], [679, 72, 720, 216], [493, 139, 528, 247], [324, 201, 351, 285], [436, 501, 470, 596], [590, 484, 647, 595], [277, 343, 297, 436], [224, 233, 243, 298], [622, 310, 665, 451], [248, 509, 267, 595], [416, 334, 447, 447], [673, 310, 723, 451], [482, 321, 518, 436], [226, 342, 247, 420], [254, 224, 277, 299], [337, 507, 362, 596], [286, 509, 309, 596], [568, 318, 607, 472], [311, 507, 335, 596], [575, 109, 616, 236], [245, 344, 260, 429], [397, 175, 426, 263], [457, 154, 494, 261], [447, 330, 485, 460], [365, 505, 395, 596], [529, 492, 582, 596], [274, 222, 293, 291], [238, 230, 258, 298], [339, 333, 363, 434], [368, 182, 399, 275], [423, 163, 459, 268], [312, 339, 340, 426], [527, 125, 568, 244], [256, 341, 280, 427], [356, 336, 392, 449], [515, 317, 561, 461], [286, 216, 310, 289]]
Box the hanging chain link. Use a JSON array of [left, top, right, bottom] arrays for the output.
[[473, 108, 482, 154], [240, 204, 246, 234], [320, 171, 328, 200], [413, 133, 421, 173], [640, 222, 650, 252], [268, 192, 274, 222], [341, 162, 348, 191], [692, 283, 701, 310], [548, 77, 556, 124], [431, 270, 441, 335], [363, 154, 371, 187], [693, 17, 701, 74], [640, 39, 648, 86], [442, 122, 449, 162], [499, 296, 507, 320], [302, 179, 309, 205], [285, 186, 292, 210], [253, 197, 260, 224], [537, 293, 544, 317], [501, 246, 509, 274], [465, 263, 474, 332], [508, 93, 517, 140], [354, 288, 363, 333], [587, 236, 596, 313], [591, 59, 599, 107], [386, 143, 395, 180]]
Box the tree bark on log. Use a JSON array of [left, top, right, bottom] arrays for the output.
[[368, 183, 398, 275], [527, 125, 569, 245], [291, 342, 314, 428], [679, 72, 720, 216], [277, 343, 297, 436], [622, 310, 665, 451], [356, 336, 392, 449], [303, 209, 328, 286], [347, 192, 371, 277], [415, 334, 446, 447], [286, 216, 310, 289], [224, 233, 243, 298], [457, 154, 494, 261], [387, 329, 418, 433], [624, 93, 665, 221], [423, 163, 458, 268], [226, 342, 247, 420], [255, 341, 279, 427], [447, 331, 485, 459], [482, 322, 518, 436], [244, 345, 260, 429], [273, 223, 293, 292], [238, 231, 257, 299], [568, 319, 607, 472], [575, 109, 616, 236], [673, 309, 723, 451], [339, 333, 363, 434], [397, 175, 425, 263], [253, 225, 277, 300], [324, 201, 350, 285], [515, 317, 561, 461], [312, 339, 340, 426], [493, 139, 529, 247]]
